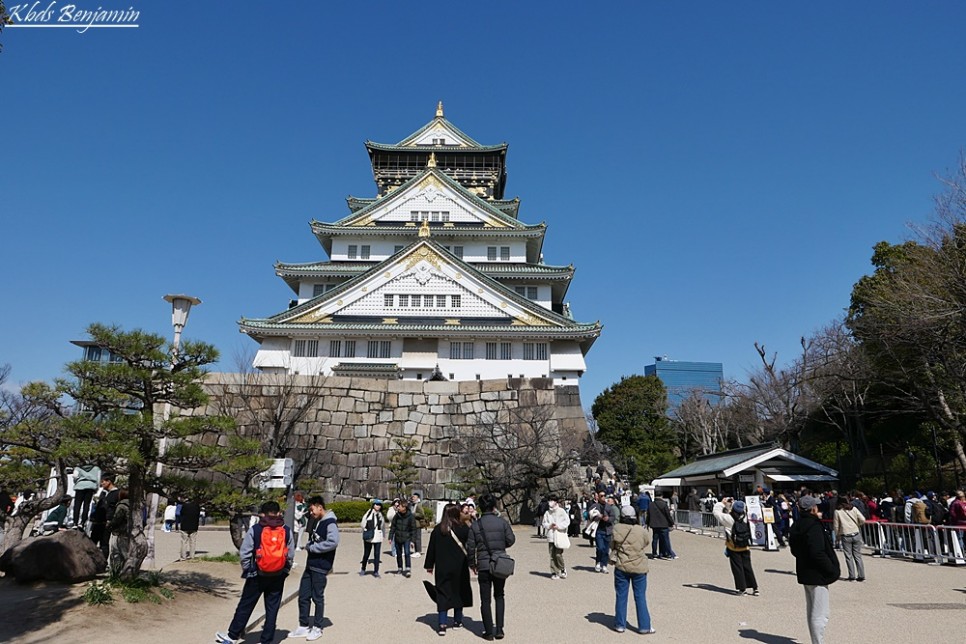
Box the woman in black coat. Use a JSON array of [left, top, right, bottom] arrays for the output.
[[425, 504, 473, 635]]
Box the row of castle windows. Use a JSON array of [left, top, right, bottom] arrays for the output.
[[384, 294, 461, 309], [292, 339, 547, 361]]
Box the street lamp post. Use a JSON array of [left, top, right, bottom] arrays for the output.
[[144, 294, 201, 569]]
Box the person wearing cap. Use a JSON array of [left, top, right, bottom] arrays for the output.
[[360, 499, 385, 577], [542, 494, 570, 580], [789, 495, 840, 644], [610, 503, 655, 634], [714, 499, 759, 596]]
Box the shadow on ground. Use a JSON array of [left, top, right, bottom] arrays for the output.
[[165, 570, 238, 600], [0, 577, 86, 642], [682, 583, 737, 595], [584, 611, 613, 629], [738, 628, 800, 643], [763, 568, 796, 576]]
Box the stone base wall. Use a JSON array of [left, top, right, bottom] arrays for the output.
[[199, 373, 589, 508]]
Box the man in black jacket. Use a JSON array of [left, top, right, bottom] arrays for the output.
[[466, 493, 516, 641], [789, 495, 840, 644], [179, 498, 202, 560]]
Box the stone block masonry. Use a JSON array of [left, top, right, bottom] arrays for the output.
[[196, 373, 589, 507]]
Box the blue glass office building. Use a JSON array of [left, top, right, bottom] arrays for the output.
[[644, 358, 723, 410]]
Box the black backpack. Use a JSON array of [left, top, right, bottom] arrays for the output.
[[731, 518, 751, 548]]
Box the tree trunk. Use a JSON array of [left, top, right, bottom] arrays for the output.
[[120, 467, 148, 580], [0, 490, 67, 556]]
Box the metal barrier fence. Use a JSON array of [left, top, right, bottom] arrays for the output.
[[672, 510, 966, 567], [674, 509, 727, 539]]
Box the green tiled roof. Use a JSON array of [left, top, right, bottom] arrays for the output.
[[366, 141, 508, 153], [364, 114, 504, 150], [310, 222, 546, 240], [657, 444, 779, 479], [276, 261, 572, 277], [330, 168, 529, 230], [243, 239, 600, 342], [346, 196, 375, 213]]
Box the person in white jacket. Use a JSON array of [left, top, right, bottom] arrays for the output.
[[359, 499, 385, 577], [542, 494, 571, 580]]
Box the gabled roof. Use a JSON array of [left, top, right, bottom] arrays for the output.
[[274, 260, 574, 293], [241, 239, 601, 350], [331, 168, 528, 230], [364, 102, 506, 151], [346, 196, 375, 213], [654, 444, 838, 482]]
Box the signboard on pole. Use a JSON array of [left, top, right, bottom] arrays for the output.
[[744, 495, 766, 546]]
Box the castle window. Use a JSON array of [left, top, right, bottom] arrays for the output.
[[360, 245, 371, 260], [500, 342, 512, 360], [487, 247, 497, 261], [437, 295, 446, 307], [384, 294, 394, 307], [451, 295, 461, 308], [367, 340, 391, 359], [452, 246, 463, 259], [345, 340, 356, 358], [399, 294, 409, 307], [412, 294, 421, 307], [329, 340, 341, 357], [293, 339, 318, 357], [347, 245, 358, 259], [486, 342, 497, 360], [313, 284, 326, 297], [500, 246, 510, 261]]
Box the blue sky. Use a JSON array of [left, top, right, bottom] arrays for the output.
[[3, 2, 966, 407]]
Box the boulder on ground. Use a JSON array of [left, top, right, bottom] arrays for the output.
[[0, 529, 106, 583]]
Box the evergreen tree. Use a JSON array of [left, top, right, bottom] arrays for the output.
[[591, 375, 677, 483]]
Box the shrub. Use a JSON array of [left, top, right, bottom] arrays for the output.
[[328, 500, 373, 524], [84, 580, 114, 605]]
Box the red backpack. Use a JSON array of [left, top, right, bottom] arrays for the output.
[[253, 524, 289, 575]]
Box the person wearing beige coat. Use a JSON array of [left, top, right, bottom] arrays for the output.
[[610, 505, 655, 634]]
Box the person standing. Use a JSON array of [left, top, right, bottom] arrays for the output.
[[179, 498, 202, 560], [567, 498, 582, 539], [216, 501, 294, 644], [594, 494, 619, 573], [293, 492, 308, 551], [425, 504, 473, 635], [534, 497, 549, 537], [71, 464, 100, 531], [647, 491, 677, 560], [714, 499, 759, 595], [636, 491, 651, 527], [360, 499, 385, 577], [833, 496, 866, 581], [94, 473, 119, 561], [391, 500, 416, 577], [410, 492, 424, 558], [542, 494, 570, 580], [610, 505, 655, 634], [290, 496, 339, 641], [108, 490, 130, 572], [466, 493, 515, 642], [789, 495, 840, 644]]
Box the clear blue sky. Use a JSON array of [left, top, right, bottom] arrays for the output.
[[3, 2, 966, 408]]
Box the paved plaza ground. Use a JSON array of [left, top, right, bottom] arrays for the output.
[[1, 524, 963, 643]]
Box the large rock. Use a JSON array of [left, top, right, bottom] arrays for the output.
[[0, 529, 106, 583]]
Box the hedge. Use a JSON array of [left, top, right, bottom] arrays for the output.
[[327, 500, 434, 527]]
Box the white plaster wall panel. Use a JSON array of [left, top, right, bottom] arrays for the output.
[[340, 270, 503, 317]]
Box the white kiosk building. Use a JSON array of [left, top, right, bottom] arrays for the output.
[[240, 103, 601, 384]]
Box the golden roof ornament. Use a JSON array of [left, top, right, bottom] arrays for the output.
[[427, 152, 437, 168], [436, 100, 444, 118], [418, 219, 431, 238]]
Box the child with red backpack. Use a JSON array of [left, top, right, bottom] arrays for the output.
[[216, 501, 295, 644]]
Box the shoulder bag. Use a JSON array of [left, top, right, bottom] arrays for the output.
[[475, 519, 515, 579]]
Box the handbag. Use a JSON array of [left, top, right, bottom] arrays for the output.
[[552, 530, 571, 550], [475, 520, 515, 579]]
